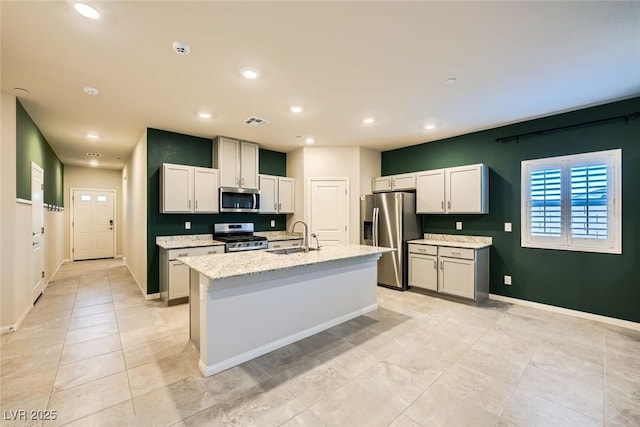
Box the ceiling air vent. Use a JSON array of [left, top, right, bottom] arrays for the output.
[[244, 116, 269, 126], [86, 152, 101, 157]]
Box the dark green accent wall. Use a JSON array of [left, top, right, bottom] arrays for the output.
[[259, 148, 287, 176], [382, 97, 640, 323], [146, 128, 287, 294], [16, 100, 64, 205]]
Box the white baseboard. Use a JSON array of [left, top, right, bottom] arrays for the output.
[[490, 294, 640, 332], [44, 259, 65, 292], [62, 258, 70, 264], [145, 293, 160, 300], [199, 303, 378, 377], [124, 262, 158, 300], [9, 303, 34, 332]]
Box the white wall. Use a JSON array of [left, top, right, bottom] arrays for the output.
[[286, 146, 381, 244], [44, 209, 65, 284], [123, 130, 148, 295], [63, 166, 123, 260]]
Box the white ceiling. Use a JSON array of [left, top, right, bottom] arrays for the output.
[[2, 1, 639, 170]]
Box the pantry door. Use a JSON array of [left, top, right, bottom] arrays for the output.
[[72, 189, 115, 260], [308, 178, 349, 246]]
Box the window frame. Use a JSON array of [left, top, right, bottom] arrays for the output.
[[521, 149, 622, 254]]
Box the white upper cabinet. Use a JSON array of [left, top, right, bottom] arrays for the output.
[[278, 177, 295, 213], [416, 163, 488, 214], [214, 137, 259, 190], [372, 173, 416, 193], [416, 169, 445, 213], [193, 167, 219, 213], [161, 163, 219, 214], [161, 164, 193, 213], [259, 174, 294, 214]]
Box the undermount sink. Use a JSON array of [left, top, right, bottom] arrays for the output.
[[267, 247, 318, 255]]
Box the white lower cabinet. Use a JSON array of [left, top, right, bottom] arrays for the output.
[[267, 239, 302, 250], [409, 243, 489, 302], [160, 245, 224, 304]]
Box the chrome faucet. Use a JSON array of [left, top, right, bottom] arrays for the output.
[[290, 220, 309, 252]]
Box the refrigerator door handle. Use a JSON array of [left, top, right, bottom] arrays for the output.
[[373, 207, 379, 246]]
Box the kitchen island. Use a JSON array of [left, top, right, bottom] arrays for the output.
[[180, 244, 393, 377]]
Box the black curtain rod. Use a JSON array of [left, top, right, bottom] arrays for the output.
[[495, 111, 640, 144]]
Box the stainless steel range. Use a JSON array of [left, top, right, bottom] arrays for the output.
[[213, 223, 268, 252]]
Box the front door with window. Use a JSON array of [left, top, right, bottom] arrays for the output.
[[72, 189, 115, 260]]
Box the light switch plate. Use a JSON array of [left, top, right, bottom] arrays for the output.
[[185, 221, 191, 230], [504, 222, 512, 232], [504, 275, 512, 285], [456, 222, 462, 230], [270, 220, 276, 228]]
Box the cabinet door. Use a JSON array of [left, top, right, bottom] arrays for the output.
[[194, 167, 219, 213], [278, 177, 295, 213], [372, 177, 392, 193], [409, 253, 438, 291], [259, 175, 278, 213], [168, 260, 190, 299], [162, 164, 193, 213], [391, 173, 416, 191], [439, 257, 475, 299], [217, 137, 240, 188], [446, 164, 487, 214], [416, 169, 445, 213], [240, 141, 259, 189]]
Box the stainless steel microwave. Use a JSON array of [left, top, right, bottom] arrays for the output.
[[219, 187, 260, 213]]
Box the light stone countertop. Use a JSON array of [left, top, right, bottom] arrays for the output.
[[254, 231, 303, 241], [156, 234, 225, 250], [408, 233, 492, 249], [180, 244, 394, 281]]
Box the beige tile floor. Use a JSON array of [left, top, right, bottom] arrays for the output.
[[1, 259, 639, 426]]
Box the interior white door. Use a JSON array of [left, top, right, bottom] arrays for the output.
[[31, 163, 44, 303], [309, 179, 348, 245], [73, 189, 115, 260]]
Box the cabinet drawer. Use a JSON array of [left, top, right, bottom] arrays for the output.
[[408, 244, 437, 256], [168, 245, 224, 259], [438, 246, 474, 260], [268, 239, 302, 250]]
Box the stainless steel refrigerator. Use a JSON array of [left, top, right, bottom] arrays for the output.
[[360, 192, 421, 290]]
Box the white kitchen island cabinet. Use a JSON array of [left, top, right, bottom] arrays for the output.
[[180, 244, 392, 377]]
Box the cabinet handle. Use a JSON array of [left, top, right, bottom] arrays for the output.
[[433, 260, 437, 269], [195, 200, 198, 209], [440, 261, 443, 270], [451, 251, 461, 256], [441, 201, 444, 210], [447, 201, 451, 210], [188, 200, 191, 209], [274, 203, 277, 211], [178, 253, 188, 257], [208, 250, 217, 254], [274, 244, 280, 248], [278, 202, 282, 210]]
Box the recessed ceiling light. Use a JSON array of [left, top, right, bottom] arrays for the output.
[[14, 87, 29, 95], [172, 41, 191, 56], [83, 86, 99, 95], [290, 105, 304, 113], [198, 112, 212, 119], [362, 117, 375, 124], [87, 133, 99, 140], [241, 68, 260, 79], [446, 77, 457, 85], [424, 124, 436, 130], [305, 137, 315, 144], [89, 159, 99, 167], [74, 3, 100, 20]]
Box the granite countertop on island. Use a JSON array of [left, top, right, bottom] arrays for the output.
[[156, 234, 225, 250], [408, 233, 493, 249], [180, 244, 393, 281]]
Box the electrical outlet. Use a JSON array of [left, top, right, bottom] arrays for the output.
[[504, 222, 512, 232], [456, 222, 463, 230], [185, 221, 191, 230], [504, 275, 512, 285], [270, 220, 275, 228]]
